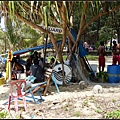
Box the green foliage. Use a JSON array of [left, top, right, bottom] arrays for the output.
[[82, 99, 89, 107], [0, 111, 8, 119], [99, 26, 113, 43], [0, 17, 41, 51], [95, 109, 102, 114], [112, 99, 116, 103], [21, 23, 40, 39], [104, 110, 120, 119], [1, 1, 120, 53], [48, 55, 67, 63], [86, 55, 98, 60], [63, 56, 67, 61], [6, 18, 19, 45], [72, 111, 81, 117], [96, 71, 108, 83]]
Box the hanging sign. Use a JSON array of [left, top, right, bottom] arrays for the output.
[[39, 25, 63, 34]]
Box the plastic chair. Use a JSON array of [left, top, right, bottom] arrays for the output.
[[25, 81, 47, 104], [52, 73, 60, 94], [8, 80, 27, 112]]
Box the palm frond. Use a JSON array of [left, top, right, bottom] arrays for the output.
[[43, 6, 48, 27]]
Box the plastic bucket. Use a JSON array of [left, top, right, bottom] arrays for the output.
[[0, 77, 5, 86], [107, 65, 120, 83]]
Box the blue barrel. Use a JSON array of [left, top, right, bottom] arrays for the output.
[[107, 65, 120, 83]]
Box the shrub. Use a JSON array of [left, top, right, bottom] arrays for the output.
[[104, 110, 120, 119]]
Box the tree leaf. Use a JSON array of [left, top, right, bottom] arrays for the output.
[[8, 1, 12, 19]]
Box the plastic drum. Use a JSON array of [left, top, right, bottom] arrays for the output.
[[107, 65, 120, 83], [52, 64, 72, 85]]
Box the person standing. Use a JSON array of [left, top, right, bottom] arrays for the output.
[[97, 41, 106, 72], [112, 40, 118, 65], [111, 40, 120, 65], [90, 43, 95, 50], [115, 43, 120, 65], [83, 41, 89, 52]]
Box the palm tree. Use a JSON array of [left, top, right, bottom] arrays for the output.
[[0, 12, 41, 51]]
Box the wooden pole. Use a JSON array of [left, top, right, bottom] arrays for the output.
[[43, 34, 48, 68]]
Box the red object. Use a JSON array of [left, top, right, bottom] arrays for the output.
[[112, 55, 118, 65], [7, 59, 11, 62], [112, 55, 120, 65], [8, 80, 27, 112], [118, 55, 120, 64], [12, 73, 17, 80], [98, 56, 105, 67]]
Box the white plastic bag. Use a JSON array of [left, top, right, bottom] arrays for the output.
[[93, 85, 103, 94]]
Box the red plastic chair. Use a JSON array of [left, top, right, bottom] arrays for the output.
[[8, 80, 27, 112]]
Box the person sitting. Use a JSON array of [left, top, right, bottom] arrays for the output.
[[25, 54, 34, 77], [33, 51, 39, 60], [49, 57, 58, 68], [30, 57, 43, 83], [11, 57, 24, 79], [38, 52, 43, 68], [16, 54, 27, 66]]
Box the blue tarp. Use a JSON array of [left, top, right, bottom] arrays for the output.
[[0, 29, 87, 65], [70, 28, 88, 57], [3, 28, 87, 60], [70, 28, 77, 41], [0, 39, 69, 64], [12, 40, 68, 56], [12, 29, 88, 57], [0, 40, 61, 64]]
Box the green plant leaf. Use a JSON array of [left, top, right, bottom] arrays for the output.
[[43, 6, 48, 27]]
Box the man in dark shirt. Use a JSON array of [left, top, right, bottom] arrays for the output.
[[30, 58, 43, 83]]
